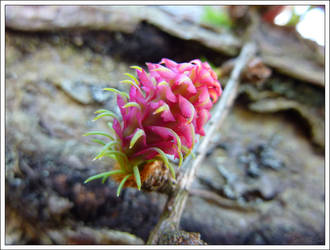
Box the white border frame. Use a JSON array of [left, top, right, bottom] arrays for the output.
[[1, 1, 329, 249]]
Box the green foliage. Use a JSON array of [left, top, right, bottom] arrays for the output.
[[117, 174, 132, 196], [285, 6, 313, 27], [103, 88, 129, 99], [84, 170, 124, 184], [286, 11, 300, 26], [93, 110, 120, 122], [202, 6, 232, 29], [84, 105, 143, 195], [83, 131, 114, 140], [129, 129, 145, 149], [133, 166, 141, 190]]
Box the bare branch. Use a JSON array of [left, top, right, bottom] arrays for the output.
[[147, 42, 257, 244]]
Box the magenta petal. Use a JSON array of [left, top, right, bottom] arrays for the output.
[[195, 86, 212, 109], [137, 68, 153, 88], [196, 109, 211, 136], [160, 58, 178, 69], [199, 69, 214, 85], [129, 86, 137, 100], [158, 84, 176, 103], [129, 85, 145, 103], [146, 62, 157, 70], [148, 100, 175, 122], [133, 141, 177, 160], [178, 95, 195, 120], [150, 100, 164, 110], [149, 65, 176, 81], [175, 74, 197, 94], [147, 126, 172, 139], [112, 118, 123, 141], [133, 148, 158, 160], [137, 69, 155, 95], [117, 95, 127, 117], [161, 109, 176, 122], [146, 63, 164, 83], [151, 141, 178, 157], [202, 61, 212, 70], [190, 59, 202, 67], [178, 63, 194, 72], [171, 121, 193, 148], [130, 127, 147, 146], [146, 126, 181, 158]]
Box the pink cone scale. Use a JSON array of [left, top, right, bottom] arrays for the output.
[[84, 58, 222, 196]]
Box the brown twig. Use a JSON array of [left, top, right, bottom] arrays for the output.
[[147, 42, 257, 244]]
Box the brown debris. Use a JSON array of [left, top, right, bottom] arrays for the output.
[[158, 228, 206, 245], [111, 160, 174, 193]]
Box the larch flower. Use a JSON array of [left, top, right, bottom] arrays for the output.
[[84, 58, 222, 196]]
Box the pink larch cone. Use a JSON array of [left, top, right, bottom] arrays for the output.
[[84, 58, 222, 196]]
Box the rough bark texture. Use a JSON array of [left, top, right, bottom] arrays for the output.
[[5, 5, 325, 245]]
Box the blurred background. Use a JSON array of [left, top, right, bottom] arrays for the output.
[[5, 5, 325, 245]]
